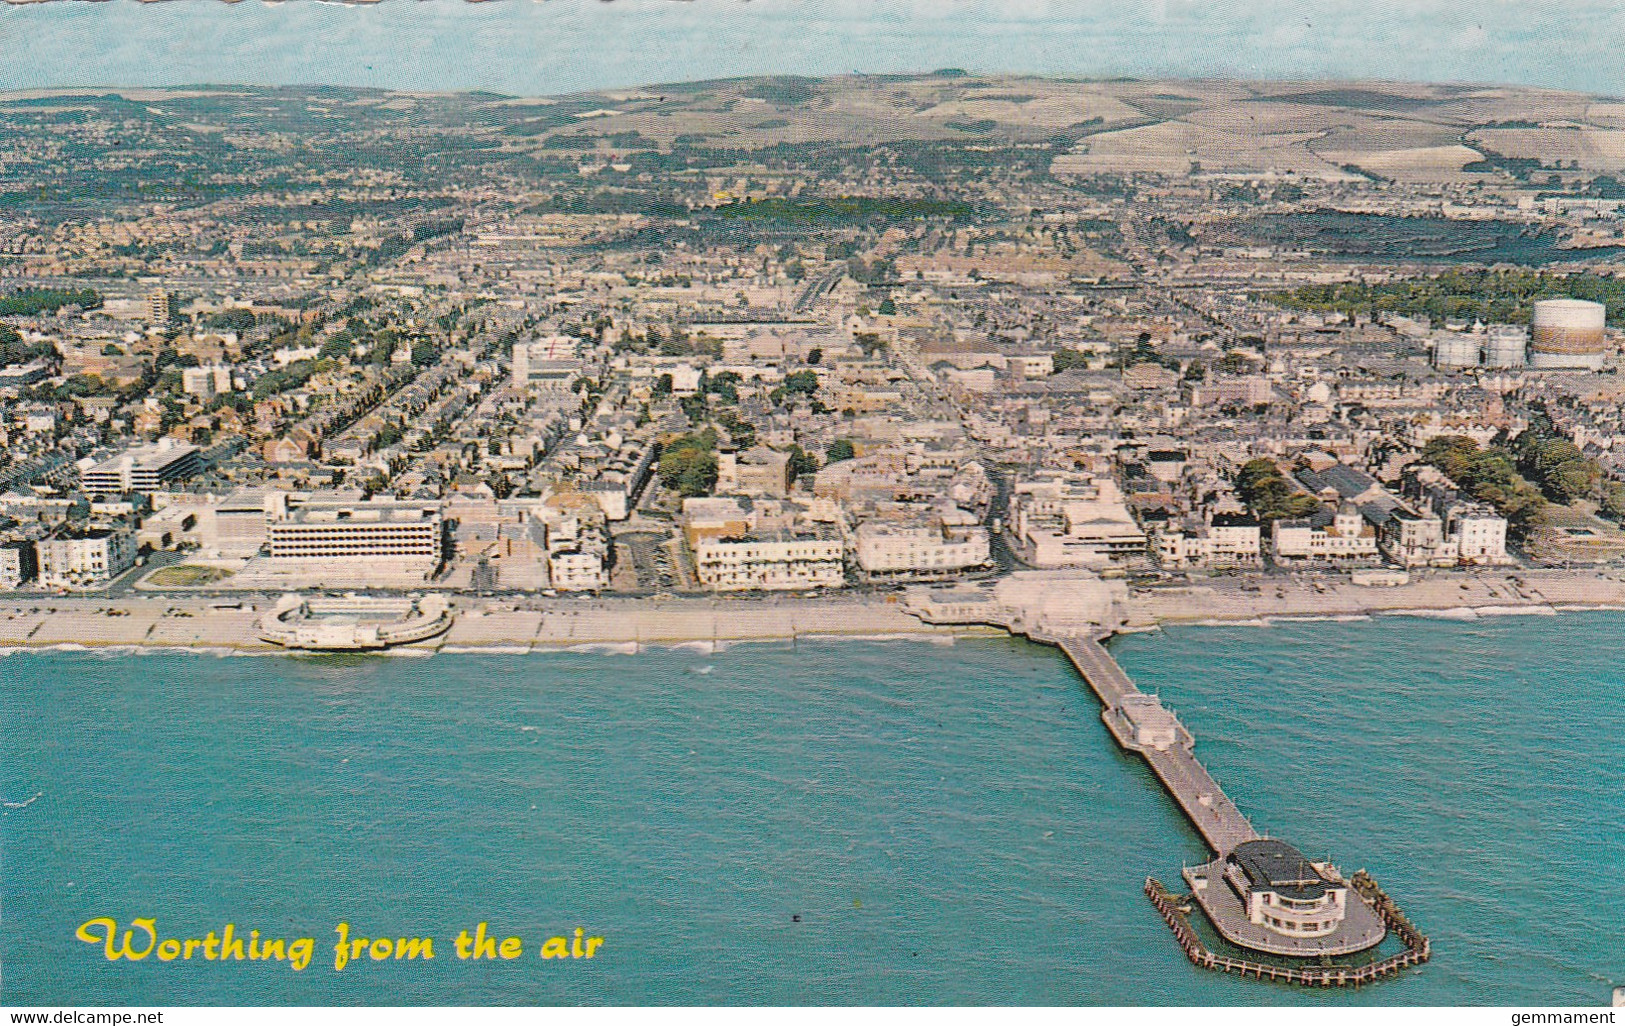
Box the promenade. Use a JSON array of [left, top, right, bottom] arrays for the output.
[[0, 595, 996, 652], [5, 565, 1625, 654]]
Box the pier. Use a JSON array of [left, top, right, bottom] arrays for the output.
[[1052, 632, 1260, 855], [903, 572, 1429, 983], [1047, 630, 1423, 979]]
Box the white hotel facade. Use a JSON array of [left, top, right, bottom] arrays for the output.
[[692, 530, 845, 592]]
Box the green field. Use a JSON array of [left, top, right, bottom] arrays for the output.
[[145, 565, 234, 587]]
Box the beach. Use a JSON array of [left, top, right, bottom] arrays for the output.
[[5, 568, 1625, 653], [0, 594, 1001, 654]]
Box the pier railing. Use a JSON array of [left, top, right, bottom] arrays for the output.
[[1145, 877, 1431, 987]]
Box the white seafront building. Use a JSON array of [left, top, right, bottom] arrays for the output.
[[1010, 472, 1147, 569], [1270, 505, 1381, 564], [235, 499, 447, 586], [853, 518, 992, 580], [1153, 512, 1262, 569], [35, 528, 137, 590], [692, 529, 845, 592]]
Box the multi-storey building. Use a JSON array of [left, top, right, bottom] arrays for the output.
[[1400, 465, 1512, 565], [35, 529, 136, 590], [1270, 505, 1381, 563], [0, 540, 38, 589], [1371, 506, 1452, 568], [267, 501, 445, 568], [1010, 472, 1148, 569], [1450, 503, 1509, 564], [1154, 512, 1262, 569], [79, 441, 203, 497], [692, 528, 845, 591], [853, 519, 991, 579], [181, 365, 233, 400], [145, 289, 171, 324], [548, 549, 609, 592]]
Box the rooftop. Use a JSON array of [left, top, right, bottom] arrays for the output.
[[1227, 838, 1332, 900]]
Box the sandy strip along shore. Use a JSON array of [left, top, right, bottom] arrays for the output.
[[2, 569, 1623, 654], [1127, 568, 1625, 626], [0, 596, 1002, 654]]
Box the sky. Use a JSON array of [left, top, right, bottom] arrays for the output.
[[0, 0, 1617, 98]]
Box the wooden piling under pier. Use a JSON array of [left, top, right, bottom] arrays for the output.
[[1144, 877, 1431, 987]]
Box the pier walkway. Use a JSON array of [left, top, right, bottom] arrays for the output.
[[1052, 632, 1258, 856], [899, 573, 1421, 980]]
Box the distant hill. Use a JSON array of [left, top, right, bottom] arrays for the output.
[[6, 74, 1623, 186]]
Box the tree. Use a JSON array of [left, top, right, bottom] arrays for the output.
[[658, 431, 719, 497], [787, 445, 819, 482], [1051, 348, 1088, 374], [782, 369, 819, 396], [1419, 434, 1548, 537], [705, 371, 741, 403], [319, 334, 354, 360], [680, 393, 709, 424], [806, 348, 823, 366], [209, 308, 258, 332], [651, 373, 673, 397], [825, 439, 855, 463], [1550, 461, 1600, 504], [1602, 482, 1625, 521], [877, 297, 896, 315], [658, 329, 689, 357], [1234, 458, 1320, 522]]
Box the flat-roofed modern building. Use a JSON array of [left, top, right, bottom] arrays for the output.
[[1011, 472, 1148, 569], [512, 336, 583, 392], [181, 365, 232, 400], [207, 489, 277, 558], [80, 441, 203, 496], [267, 502, 444, 566], [145, 289, 171, 324]]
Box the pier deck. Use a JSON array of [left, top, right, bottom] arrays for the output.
[[1054, 633, 1258, 856], [1049, 629, 1396, 963]]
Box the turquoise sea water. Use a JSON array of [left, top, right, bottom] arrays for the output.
[[2, 614, 1622, 1005]]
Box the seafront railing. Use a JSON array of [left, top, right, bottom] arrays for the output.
[[1144, 877, 1431, 987]]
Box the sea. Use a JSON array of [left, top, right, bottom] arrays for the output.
[[2, 613, 1621, 1006]]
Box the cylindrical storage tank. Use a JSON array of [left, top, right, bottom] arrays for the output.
[[1530, 298, 1607, 370], [1432, 331, 1482, 370], [1484, 325, 1528, 368]]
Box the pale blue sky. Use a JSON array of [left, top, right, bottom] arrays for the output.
[[0, 0, 1614, 97]]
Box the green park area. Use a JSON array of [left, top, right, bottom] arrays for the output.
[[144, 565, 236, 587]]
